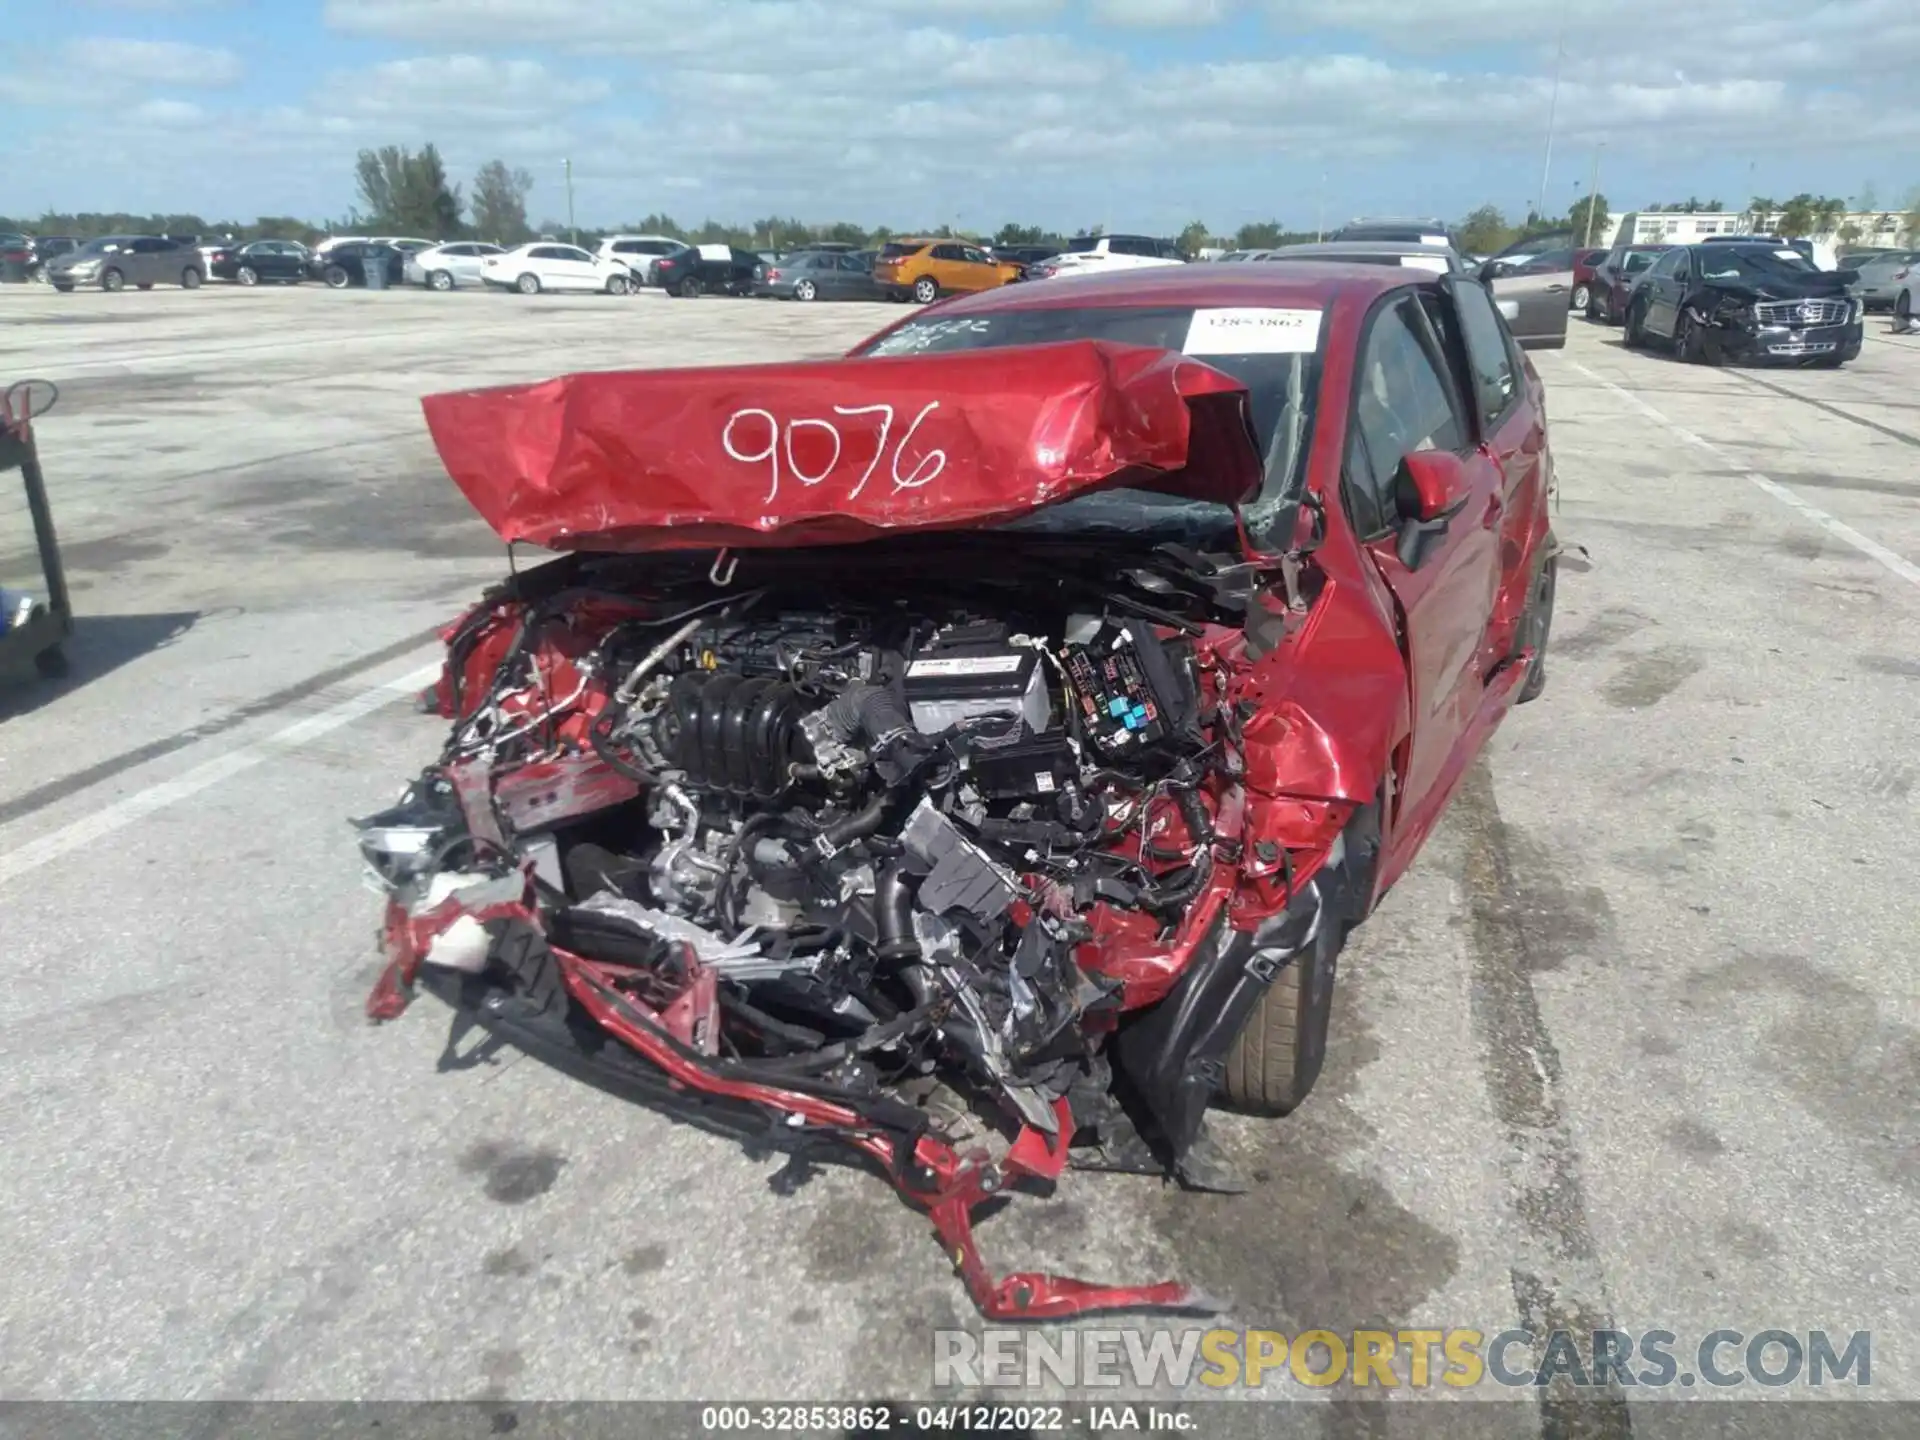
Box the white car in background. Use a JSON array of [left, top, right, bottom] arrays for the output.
[[406, 241, 507, 290], [596, 234, 683, 285], [1027, 233, 1188, 279], [481, 242, 636, 295]]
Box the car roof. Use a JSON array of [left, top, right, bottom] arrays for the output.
[[910, 261, 1416, 318], [1268, 240, 1457, 258]]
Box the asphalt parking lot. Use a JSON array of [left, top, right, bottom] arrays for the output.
[[1, 284, 1917, 1427]]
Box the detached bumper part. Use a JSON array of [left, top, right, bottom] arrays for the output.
[[370, 902, 1220, 1321]]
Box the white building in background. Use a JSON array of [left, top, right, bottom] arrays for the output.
[[1598, 209, 1911, 249]]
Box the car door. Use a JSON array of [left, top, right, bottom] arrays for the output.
[[1484, 234, 1572, 348], [954, 244, 999, 292], [128, 237, 169, 285], [529, 244, 584, 289], [261, 243, 301, 280], [926, 242, 968, 289], [836, 252, 879, 298], [1639, 247, 1688, 336], [1343, 291, 1505, 839], [1436, 276, 1549, 671]]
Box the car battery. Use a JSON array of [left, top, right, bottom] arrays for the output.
[[1063, 622, 1175, 758], [904, 635, 1053, 738], [958, 732, 1080, 799]]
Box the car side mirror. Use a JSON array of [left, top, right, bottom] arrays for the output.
[[3, 378, 58, 426], [1392, 450, 1470, 570], [1476, 259, 1502, 284]]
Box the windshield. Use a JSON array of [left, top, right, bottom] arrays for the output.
[[1698, 248, 1817, 282], [75, 237, 133, 255], [1066, 236, 1103, 253], [855, 304, 1322, 544]]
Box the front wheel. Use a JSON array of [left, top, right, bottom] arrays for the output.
[[516, 272, 541, 295], [605, 273, 630, 295], [1623, 299, 1648, 347], [1571, 282, 1590, 311], [429, 269, 454, 292], [237, 265, 259, 286], [912, 276, 939, 304], [52, 282, 74, 293], [1675, 309, 1709, 364], [101, 267, 125, 292], [1221, 903, 1347, 1116], [1896, 291, 1915, 332]]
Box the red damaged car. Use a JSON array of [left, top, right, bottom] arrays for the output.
[[358, 264, 1560, 1319]]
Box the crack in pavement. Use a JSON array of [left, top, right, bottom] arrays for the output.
[[1455, 761, 1634, 1440]]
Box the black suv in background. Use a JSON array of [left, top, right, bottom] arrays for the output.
[[653, 242, 761, 296], [1622, 241, 1863, 367]]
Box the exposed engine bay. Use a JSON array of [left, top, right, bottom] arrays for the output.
[[358, 539, 1373, 1319]]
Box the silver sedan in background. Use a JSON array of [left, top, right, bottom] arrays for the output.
[[405, 242, 507, 291]]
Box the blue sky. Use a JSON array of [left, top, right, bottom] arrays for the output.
[[2, 0, 1913, 234]]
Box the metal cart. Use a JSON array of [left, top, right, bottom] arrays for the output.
[[0, 379, 72, 679]]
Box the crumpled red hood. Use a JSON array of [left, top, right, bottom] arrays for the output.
[[420, 340, 1262, 552]]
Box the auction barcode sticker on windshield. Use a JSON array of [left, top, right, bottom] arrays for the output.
[[1184, 307, 1322, 356]]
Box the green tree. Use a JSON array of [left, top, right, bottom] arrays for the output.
[[1457, 204, 1511, 255], [1745, 196, 1776, 231], [1776, 193, 1819, 237], [995, 222, 1045, 246], [468, 160, 533, 245], [355, 144, 463, 238], [1857, 182, 1878, 213], [1813, 196, 1846, 235], [1569, 192, 1610, 246], [1903, 188, 1920, 245], [1177, 219, 1211, 257], [1232, 220, 1285, 249]]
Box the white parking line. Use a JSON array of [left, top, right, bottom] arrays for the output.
[[1570, 361, 1920, 592], [0, 659, 440, 889]]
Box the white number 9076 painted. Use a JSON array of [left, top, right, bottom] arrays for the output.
[[721, 400, 946, 507]]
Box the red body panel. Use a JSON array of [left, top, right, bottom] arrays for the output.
[[420, 341, 1263, 553]]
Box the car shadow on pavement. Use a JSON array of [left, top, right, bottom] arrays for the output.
[[0, 609, 199, 720]]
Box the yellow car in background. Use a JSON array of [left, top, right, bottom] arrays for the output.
[[873, 238, 1022, 303]]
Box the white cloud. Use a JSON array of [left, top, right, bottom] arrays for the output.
[[1091, 0, 1233, 24], [63, 37, 244, 86], [312, 55, 610, 123], [132, 98, 208, 126]]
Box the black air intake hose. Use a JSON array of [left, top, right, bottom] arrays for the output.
[[814, 683, 914, 747], [875, 864, 921, 964]]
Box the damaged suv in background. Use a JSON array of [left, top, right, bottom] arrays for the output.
[[356, 264, 1559, 1319]]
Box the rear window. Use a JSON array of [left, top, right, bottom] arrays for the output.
[[1066, 236, 1103, 253], [880, 242, 923, 258]]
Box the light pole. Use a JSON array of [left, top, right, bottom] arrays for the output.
[[564, 158, 576, 245], [1583, 142, 1605, 246], [1535, 19, 1567, 224]]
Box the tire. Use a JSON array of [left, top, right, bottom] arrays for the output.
[[181, 268, 202, 289], [1897, 291, 1914, 331], [1675, 309, 1708, 364], [34, 644, 70, 680], [912, 276, 939, 304], [324, 265, 350, 289], [101, 267, 125, 292], [53, 283, 73, 293], [237, 266, 259, 286], [1221, 900, 1347, 1116], [429, 269, 454, 292], [1623, 298, 1648, 348], [1571, 282, 1590, 311], [516, 272, 541, 295], [794, 279, 817, 301], [606, 273, 630, 295], [1515, 550, 1558, 704], [675, 276, 701, 298]]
